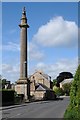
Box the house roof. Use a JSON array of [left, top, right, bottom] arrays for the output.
[[60, 78, 73, 84], [35, 83, 52, 91]]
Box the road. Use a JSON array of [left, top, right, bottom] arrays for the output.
[[2, 97, 70, 119]]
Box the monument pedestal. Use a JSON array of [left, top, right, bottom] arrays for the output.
[[15, 78, 28, 100], [15, 78, 30, 101]]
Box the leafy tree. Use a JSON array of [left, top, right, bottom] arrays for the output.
[[0, 77, 8, 89], [57, 72, 73, 84], [53, 79, 57, 86], [53, 85, 64, 96], [0, 76, 3, 89], [62, 83, 72, 96], [2, 79, 7, 88], [64, 64, 80, 118]]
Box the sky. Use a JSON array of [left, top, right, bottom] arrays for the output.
[[0, 2, 2, 78], [1, 2, 78, 83], [1, 0, 79, 2]]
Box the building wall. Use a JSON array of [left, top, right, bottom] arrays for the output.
[[30, 71, 50, 92], [44, 79, 50, 88], [34, 91, 45, 100], [60, 78, 73, 88], [34, 90, 56, 100]]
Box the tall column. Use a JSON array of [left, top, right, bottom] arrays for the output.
[[19, 7, 29, 79], [15, 7, 30, 101]]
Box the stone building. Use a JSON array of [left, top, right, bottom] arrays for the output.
[[60, 78, 73, 88], [29, 71, 55, 100]]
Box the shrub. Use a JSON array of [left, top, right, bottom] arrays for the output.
[[1, 89, 15, 106], [53, 85, 64, 96], [62, 83, 72, 96], [64, 65, 80, 119], [53, 79, 57, 86]]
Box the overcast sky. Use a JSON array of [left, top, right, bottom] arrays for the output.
[[1, 2, 78, 83]]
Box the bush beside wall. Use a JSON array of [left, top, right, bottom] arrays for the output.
[[1, 89, 15, 106], [64, 65, 80, 119]]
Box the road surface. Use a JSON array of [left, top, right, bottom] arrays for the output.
[[2, 97, 70, 119]]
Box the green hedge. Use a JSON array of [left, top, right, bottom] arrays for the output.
[[64, 65, 80, 119], [1, 89, 15, 106]]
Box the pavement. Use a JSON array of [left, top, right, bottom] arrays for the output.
[[0, 100, 31, 111], [2, 96, 70, 118], [0, 96, 70, 111]]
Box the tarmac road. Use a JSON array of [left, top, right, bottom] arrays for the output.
[[2, 96, 70, 119]]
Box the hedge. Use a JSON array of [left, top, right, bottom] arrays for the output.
[[64, 65, 80, 119], [0, 89, 15, 106]]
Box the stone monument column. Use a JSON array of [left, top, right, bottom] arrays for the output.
[[15, 7, 30, 101], [19, 7, 29, 79]]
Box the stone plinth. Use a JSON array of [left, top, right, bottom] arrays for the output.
[[15, 78, 30, 100], [15, 79, 27, 100]]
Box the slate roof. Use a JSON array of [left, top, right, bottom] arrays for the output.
[[35, 83, 52, 91], [60, 78, 73, 84]]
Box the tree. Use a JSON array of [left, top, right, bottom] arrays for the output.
[[53, 85, 64, 96], [0, 77, 8, 89], [53, 79, 57, 86], [2, 79, 7, 88], [57, 72, 73, 84], [62, 83, 72, 96], [64, 64, 80, 118], [0, 76, 2, 89]]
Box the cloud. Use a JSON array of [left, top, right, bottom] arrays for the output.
[[2, 42, 20, 51], [2, 40, 44, 60], [28, 42, 44, 61], [2, 63, 19, 73], [33, 58, 78, 79], [2, 57, 78, 83], [2, 63, 20, 83], [0, 19, 2, 73], [2, 64, 13, 72], [0, 63, 2, 74], [33, 16, 78, 47]]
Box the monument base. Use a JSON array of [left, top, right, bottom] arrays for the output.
[[15, 78, 28, 100]]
